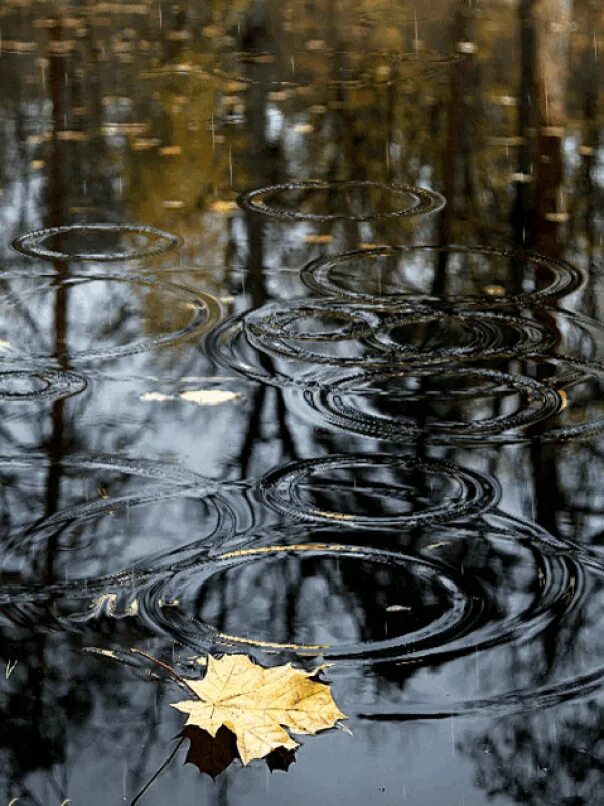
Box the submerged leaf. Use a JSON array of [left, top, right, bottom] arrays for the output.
[[172, 654, 346, 765]]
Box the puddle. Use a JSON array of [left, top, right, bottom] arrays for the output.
[[0, 1, 602, 804]]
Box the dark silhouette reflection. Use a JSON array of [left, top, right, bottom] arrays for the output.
[[181, 725, 296, 779], [130, 724, 296, 805], [460, 701, 603, 805]]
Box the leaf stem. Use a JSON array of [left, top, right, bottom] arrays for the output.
[[130, 737, 184, 805], [129, 648, 204, 700]]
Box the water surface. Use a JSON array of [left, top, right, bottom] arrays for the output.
[[0, 1, 602, 804]]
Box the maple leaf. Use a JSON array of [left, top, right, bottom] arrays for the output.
[[172, 654, 346, 765]]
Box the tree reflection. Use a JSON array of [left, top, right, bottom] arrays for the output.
[[461, 701, 603, 805]]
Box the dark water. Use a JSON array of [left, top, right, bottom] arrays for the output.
[[0, 1, 602, 804]]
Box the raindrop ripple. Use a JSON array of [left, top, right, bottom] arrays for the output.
[[295, 366, 563, 443], [134, 512, 597, 692], [237, 180, 445, 222], [0, 454, 248, 604], [0, 367, 87, 402], [256, 454, 499, 527], [0, 273, 221, 363], [301, 245, 584, 305], [11, 223, 180, 262]]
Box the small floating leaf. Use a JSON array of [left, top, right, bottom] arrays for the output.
[[210, 200, 238, 214], [179, 390, 241, 406], [139, 391, 173, 402]]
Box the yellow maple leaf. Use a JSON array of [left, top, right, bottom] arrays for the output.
[[171, 654, 346, 765]]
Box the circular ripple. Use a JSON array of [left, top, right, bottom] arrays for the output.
[[131, 515, 604, 719], [237, 180, 445, 222], [212, 50, 464, 89], [298, 367, 563, 443], [136, 513, 594, 684], [208, 304, 600, 435], [207, 313, 307, 387], [257, 454, 499, 527], [11, 223, 180, 262], [244, 299, 381, 342], [0, 455, 248, 603], [234, 299, 390, 370], [301, 245, 584, 305], [366, 306, 555, 365], [352, 513, 600, 717], [0, 368, 87, 402], [141, 542, 471, 660], [0, 273, 220, 363], [241, 301, 554, 368]]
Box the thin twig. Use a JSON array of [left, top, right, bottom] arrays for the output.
[[130, 737, 185, 806], [129, 648, 204, 700]]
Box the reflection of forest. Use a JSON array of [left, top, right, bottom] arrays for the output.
[[461, 699, 603, 805], [0, 0, 602, 804]]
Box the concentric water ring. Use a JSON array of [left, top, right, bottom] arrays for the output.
[[301, 245, 584, 305], [0, 454, 248, 603], [244, 300, 381, 342], [211, 50, 464, 89], [11, 223, 180, 262], [242, 302, 555, 368], [241, 299, 430, 368], [297, 367, 563, 442], [352, 517, 599, 718], [237, 180, 445, 222], [0, 455, 249, 542], [0, 368, 87, 402], [208, 311, 604, 445], [241, 298, 390, 368], [0, 273, 221, 363], [366, 307, 556, 365], [257, 454, 499, 527], [134, 513, 592, 680], [0, 490, 228, 601], [140, 542, 473, 661], [283, 356, 604, 445], [207, 313, 317, 387]]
